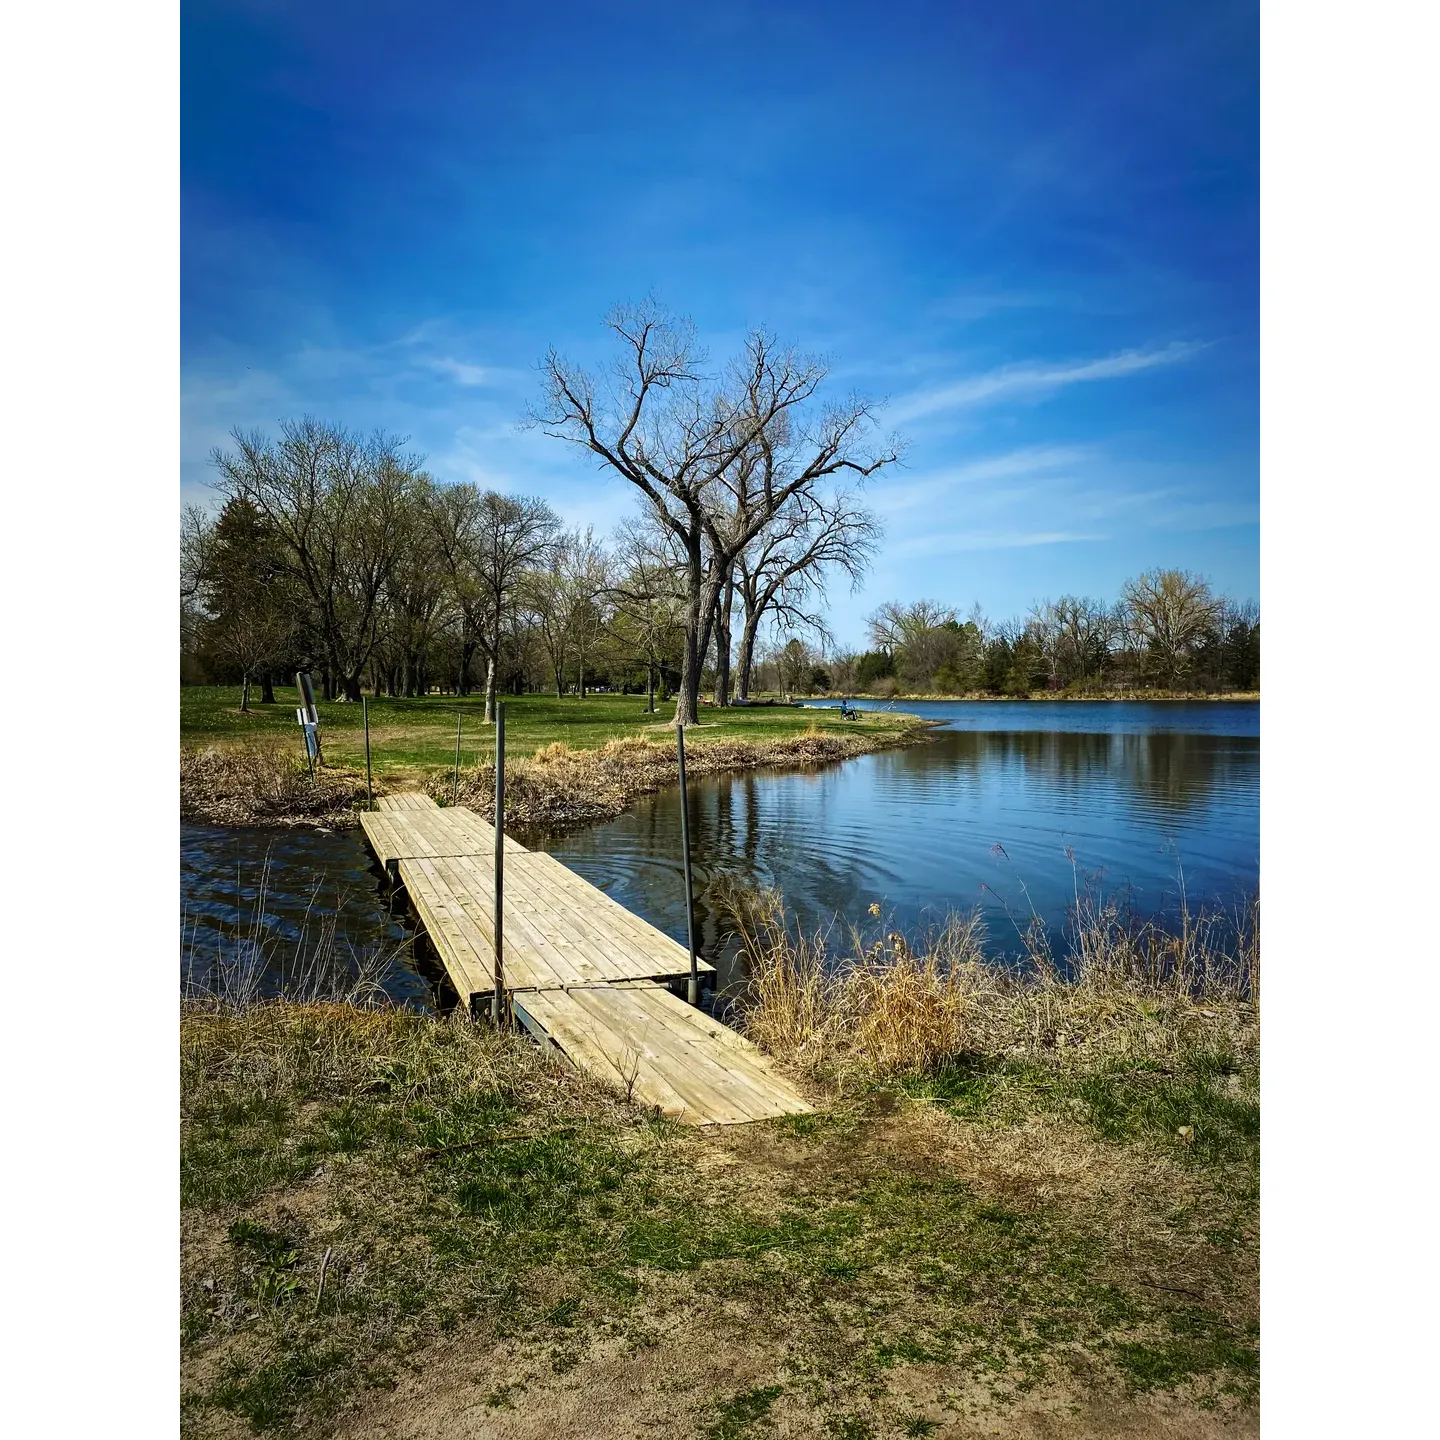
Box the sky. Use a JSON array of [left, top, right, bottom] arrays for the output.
[[182, 0, 1259, 649]]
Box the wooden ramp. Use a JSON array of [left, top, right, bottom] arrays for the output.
[[360, 797, 809, 1126]]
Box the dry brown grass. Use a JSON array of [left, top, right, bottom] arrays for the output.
[[181, 742, 369, 827], [723, 883, 1259, 1085], [433, 728, 919, 836]]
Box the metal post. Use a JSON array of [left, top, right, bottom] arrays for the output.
[[362, 696, 373, 810], [491, 702, 506, 1026], [677, 723, 700, 1006], [453, 711, 463, 805]]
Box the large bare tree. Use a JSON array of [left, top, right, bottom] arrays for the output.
[[533, 301, 900, 723]]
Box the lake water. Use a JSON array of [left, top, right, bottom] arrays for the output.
[[180, 701, 1258, 1007]]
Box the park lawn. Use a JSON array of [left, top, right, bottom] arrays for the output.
[[180, 1004, 1258, 1440], [180, 686, 918, 782]]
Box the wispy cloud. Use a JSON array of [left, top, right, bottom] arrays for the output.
[[426, 356, 492, 387], [875, 444, 1089, 515], [887, 341, 1202, 424], [888, 529, 1101, 558]]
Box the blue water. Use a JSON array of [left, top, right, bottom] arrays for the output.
[[539, 702, 1259, 988]]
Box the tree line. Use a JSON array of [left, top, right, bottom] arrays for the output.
[[180, 421, 880, 715], [843, 572, 1258, 697], [180, 303, 1256, 713]]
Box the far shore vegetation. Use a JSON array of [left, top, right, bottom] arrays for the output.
[[181, 883, 1258, 1439]]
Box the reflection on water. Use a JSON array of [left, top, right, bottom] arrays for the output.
[[538, 706, 1259, 993], [179, 703, 1259, 1010]]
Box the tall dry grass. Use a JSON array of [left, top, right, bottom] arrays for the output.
[[722, 878, 1258, 1083], [181, 742, 367, 826]]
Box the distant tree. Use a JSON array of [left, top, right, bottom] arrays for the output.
[[1121, 569, 1222, 689], [193, 496, 299, 709], [855, 649, 895, 690], [210, 419, 426, 700], [604, 522, 686, 713], [775, 636, 816, 697], [866, 599, 966, 690]]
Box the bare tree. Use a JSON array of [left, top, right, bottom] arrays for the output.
[[533, 300, 900, 723], [1121, 569, 1221, 689], [733, 489, 880, 702], [210, 419, 426, 700], [426, 485, 559, 716], [522, 530, 604, 698], [605, 521, 686, 712], [560, 527, 610, 698]]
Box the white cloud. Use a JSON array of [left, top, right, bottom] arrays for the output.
[[887, 341, 1202, 424], [426, 356, 492, 387], [874, 444, 1090, 515], [888, 529, 1101, 558]]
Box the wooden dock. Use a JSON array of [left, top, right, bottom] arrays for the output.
[[362, 794, 811, 1126]]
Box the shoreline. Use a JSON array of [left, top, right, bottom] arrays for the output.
[[817, 690, 1259, 703], [179, 716, 936, 832]]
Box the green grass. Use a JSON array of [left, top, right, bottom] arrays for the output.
[[180, 686, 920, 780], [905, 1046, 1260, 1171], [181, 1004, 1258, 1438]]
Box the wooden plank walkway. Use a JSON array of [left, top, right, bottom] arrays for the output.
[[374, 792, 440, 813], [360, 796, 809, 1125]]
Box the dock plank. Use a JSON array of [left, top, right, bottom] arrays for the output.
[[361, 807, 527, 865], [374, 793, 439, 813], [521, 986, 812, 1125]]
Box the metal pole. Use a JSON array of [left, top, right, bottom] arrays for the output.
[[677, 723, 699, 1006], [362, 696, 373, 810], [491, 702, 505, 1026], [453, 711, 462, 805]]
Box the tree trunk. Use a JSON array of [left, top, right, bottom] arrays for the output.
[[343, 672, 363, 702], [260, 673, 276, 705], [240, 672, 251, 713], [712, 576, 734, 706], [553, 662, 564, 698], [484, 654, 497, 723], [646, 662, 656, 714], [675, 554, 726, 726], [735, 606, 762, 702]]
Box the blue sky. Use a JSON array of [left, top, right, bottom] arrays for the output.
[[182, 0, 1258, 647]]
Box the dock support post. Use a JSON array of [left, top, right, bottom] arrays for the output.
[[677, 723, 700, 1006], [491, 701, 506, 1027], [453, 711, 463, 805], [363, 696, 373, 809]]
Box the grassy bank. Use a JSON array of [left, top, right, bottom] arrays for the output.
[[181, 896, 1258, 1439], [180, 688, 930, 829], [181, 686, 921, 767]]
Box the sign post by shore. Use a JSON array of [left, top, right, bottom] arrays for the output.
[[295, 671, 321, 779], [677, 723, 700, 1006]]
